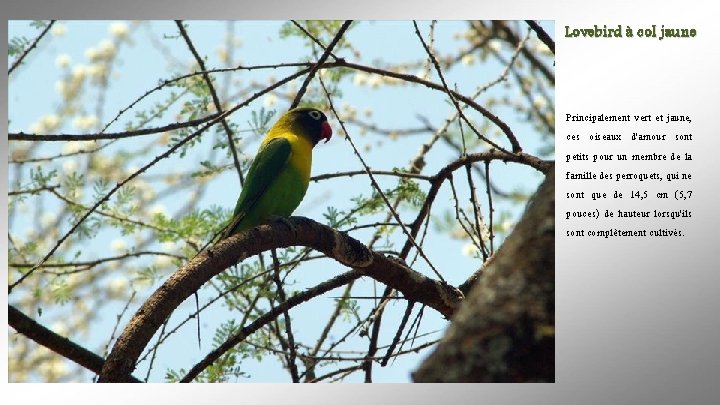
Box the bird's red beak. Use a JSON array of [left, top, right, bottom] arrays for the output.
[[320, 121, 332, 143]]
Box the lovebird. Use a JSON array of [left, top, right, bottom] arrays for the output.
[[223, 107, 333, 238]]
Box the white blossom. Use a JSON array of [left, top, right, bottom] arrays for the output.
[[98, 40, 116, 58], [263, 94, 278, 108], [111, 239, 127, 253], [109, 22, 129, 39], [85, 47, 99, 61], [462, 243, 479, 257], [41, 213, 57, 227], [107, 277, 129, 299], [40, 114, 61, 132], [367, 74, 383, 88], [72, 65, 87, 80], [51, 23, 67, 37], [62, 159, 78, 173], [149, 204, 166, 217], [55, 54, 72, 69], [353, 72, 368, 86], [154, 255, 172, 267]]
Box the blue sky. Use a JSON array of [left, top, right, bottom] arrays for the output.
[[8, 20, 554, 382]]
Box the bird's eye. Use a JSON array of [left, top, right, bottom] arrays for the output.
[[308, 110, 322, 120]]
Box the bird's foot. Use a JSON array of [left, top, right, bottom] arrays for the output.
[[268, 215, 298, 234]]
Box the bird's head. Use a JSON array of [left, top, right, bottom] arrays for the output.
[[284, 107, 333, 146]]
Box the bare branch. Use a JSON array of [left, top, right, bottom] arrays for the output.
[[413, 21, 521, 154], [320, 76, 445, 283], [182, 270, 362, 382], [270, 249, 300, 382], [311, 170, 432, 182], [8, 113, 221, 141], [290, 20, 352, 108], [400, 149, 552, 259], [414, 168, 555, 382], [290, 20, 342, 62], [9, 21, 56, 75], [525, 20, 555, 55], [175, 20, 245, 187]]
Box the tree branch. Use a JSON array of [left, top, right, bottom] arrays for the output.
[[175, 20, 245, 187], [9, 305, 141, 382], [8, 113, 221, 141], [290, 20, 352, 108], [9, 66, 312, 293], [525, 20, 555, 55], [413, 167, 555, 382], [9, 21, 55, 75], [98, 217, 463, 382], [413, 21, 521, 154], [181, 269, 363, 382], [400, 149, 552, 260]]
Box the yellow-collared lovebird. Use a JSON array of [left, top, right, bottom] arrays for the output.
[[223, 107, 333, 237]]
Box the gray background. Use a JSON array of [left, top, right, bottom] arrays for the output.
[[4, 0, 720, 403]]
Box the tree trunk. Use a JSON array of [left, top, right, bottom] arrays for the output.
[[413, 167, 555, 382]]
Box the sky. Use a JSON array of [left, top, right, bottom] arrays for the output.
[[8, 20, 554, 382]]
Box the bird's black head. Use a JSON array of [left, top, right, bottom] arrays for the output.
[[289, 107, 333, 146]]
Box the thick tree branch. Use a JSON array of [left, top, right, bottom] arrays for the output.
[[98, 217, 463, 382], [8, 305, 141, 382], [413, 167, 555, 382]]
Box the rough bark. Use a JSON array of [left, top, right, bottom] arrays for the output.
[[413, 167, 555, 382]]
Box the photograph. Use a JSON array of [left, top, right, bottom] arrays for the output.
[[7, 19, 556, 383]]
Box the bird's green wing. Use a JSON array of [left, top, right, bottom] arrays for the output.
[[225, 137, 291, 236]]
